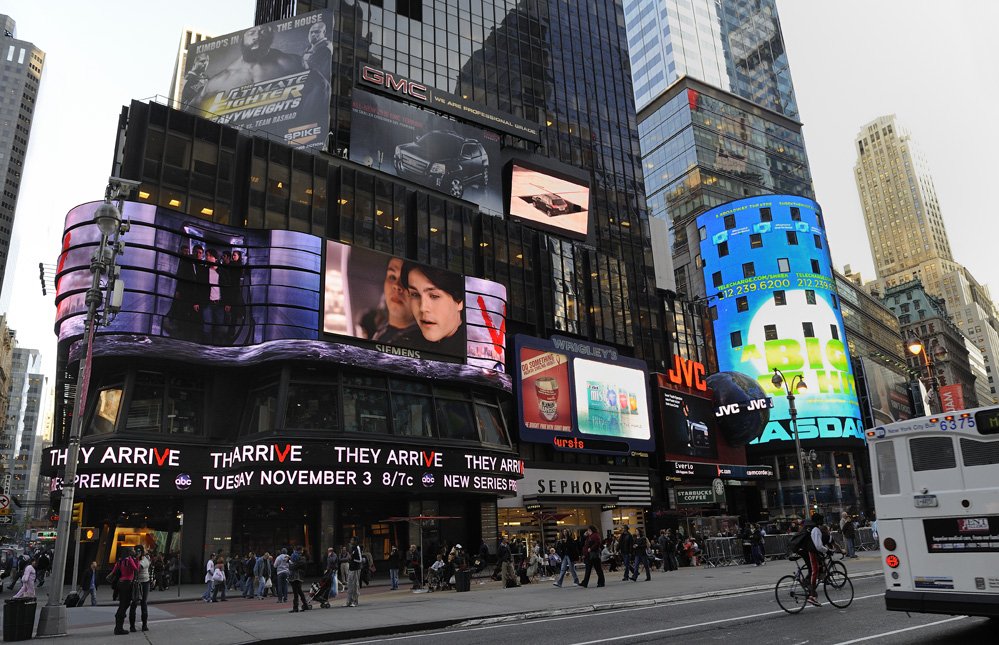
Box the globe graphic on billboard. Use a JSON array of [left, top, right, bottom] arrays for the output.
[[707, 371, 770, 446]]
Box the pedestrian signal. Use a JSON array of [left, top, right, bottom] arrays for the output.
[[80, 527, 99, 542]]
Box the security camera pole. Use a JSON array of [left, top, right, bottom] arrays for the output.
[[37, 178, 133, 637]]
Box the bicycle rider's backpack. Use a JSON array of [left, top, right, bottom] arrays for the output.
[[787, 528, 813, 557]]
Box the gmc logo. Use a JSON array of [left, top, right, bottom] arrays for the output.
[[361, 66, 427, 101]]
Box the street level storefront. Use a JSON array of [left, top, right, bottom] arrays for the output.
[[658, 460, 774, 535], [42, 437, 522, 577], [497, 467, 653, 549]]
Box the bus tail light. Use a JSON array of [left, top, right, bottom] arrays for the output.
[[882, 537, 897, 551], [885, 554, 900, 568]]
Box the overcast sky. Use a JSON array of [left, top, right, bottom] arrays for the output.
[[3, 1, 997, 377]]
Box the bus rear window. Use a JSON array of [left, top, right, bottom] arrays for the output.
[[960, 438, 999, 467], [910, 436, 956, 471], [876, 441, 900, 495]]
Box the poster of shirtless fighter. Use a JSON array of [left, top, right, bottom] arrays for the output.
[[180, 9, 333, 150]]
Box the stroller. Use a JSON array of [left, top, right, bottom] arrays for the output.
[[309, 570, 336, 608]]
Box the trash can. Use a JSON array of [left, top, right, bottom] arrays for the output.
[[454, 568, 472, 592], [3, 597, 37, 641]]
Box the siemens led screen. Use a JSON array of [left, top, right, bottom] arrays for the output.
[[508, 162, 590, 239], [180, 10, 333, 149], [696, 196, 863, 445], [322, 241, 506, 366], [349, 88, 503, 215], [515, 335, 654, 455], [56, 202, 506, 381]]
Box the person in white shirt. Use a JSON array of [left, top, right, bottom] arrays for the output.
[[807, 513, 829, 607]]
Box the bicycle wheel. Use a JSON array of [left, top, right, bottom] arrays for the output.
[[775, 574, 807, 614], [827, 561, 848, 585], [823, 570, 854, 608]]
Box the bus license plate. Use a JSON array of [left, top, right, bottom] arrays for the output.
[[914, 494, 938, 508]]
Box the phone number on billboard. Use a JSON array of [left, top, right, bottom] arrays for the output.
[[795, 275, 835, 291]]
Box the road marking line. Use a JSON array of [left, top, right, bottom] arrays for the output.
[[833, 616, 967, 644], [568, 609, 788, 644]]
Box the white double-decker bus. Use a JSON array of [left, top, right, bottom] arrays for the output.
[[866, 406, 999, 617]]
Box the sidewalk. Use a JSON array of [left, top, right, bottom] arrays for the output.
[[14, 553, 885, 644]]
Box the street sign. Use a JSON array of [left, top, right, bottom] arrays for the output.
[[0, 494, 10, 510], [0, 516, 12, 524]]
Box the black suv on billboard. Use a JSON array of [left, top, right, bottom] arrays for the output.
[[531, 192, 570, 216], [394, 131, 489, 198]]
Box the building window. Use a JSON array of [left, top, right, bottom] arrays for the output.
[[760, 207, 772, 222], [736, 296, 749, 312], [742, 262, 755, 279], [764, 325, 778, 341], [285, 367, 339, 431], [724, 214, 736, 229], [830, 324, 840, 340], [750, 233, 762, 248], [802, 322, 814, 338], [805, 290, 816, 305], [790, 207, 801, 221], [811, 259, 821, 273], [718, 241, 729, 257], [777, 258, 790, 273], [712, 271, 723, 288], [698, 226, 706, 240], [786, 231, 798, 245], [774, 290, 786, 306], [813, 234, 822, 249], [731, 331, 743, 347], [342, 374, 390, 435], [831, 294, 838, 309]]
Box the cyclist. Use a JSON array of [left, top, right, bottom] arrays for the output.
[[806, 513, 829, 607]]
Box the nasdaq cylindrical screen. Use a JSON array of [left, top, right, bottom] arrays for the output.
[[696, 196, 863, 446]]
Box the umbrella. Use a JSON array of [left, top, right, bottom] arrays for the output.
[[381, 516, 461, 593]]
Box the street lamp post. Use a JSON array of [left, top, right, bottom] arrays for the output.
[[772, 368, 810, 519], [907, 334, 944, 414], [36, 178, 135, 637]]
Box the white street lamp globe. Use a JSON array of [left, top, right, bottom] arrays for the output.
[[93, 201, 121, 236]]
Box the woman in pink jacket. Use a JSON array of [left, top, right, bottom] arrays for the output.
[[110, 548, 139, 635], [12, 557, 36, 598]]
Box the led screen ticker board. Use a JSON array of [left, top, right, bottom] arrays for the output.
[[696, 196, 863, 446], [515, 335, 654, 455], [56, 202, 506, 376], [42, 440, 523, 498], [180, 10, 333, 149]]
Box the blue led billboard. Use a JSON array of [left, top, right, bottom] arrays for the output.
[[696, 196, 862, 445]]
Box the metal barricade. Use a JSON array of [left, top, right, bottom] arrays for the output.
[[856, 527, 878, 551], [764, 533, 792, 561], [703, 537, 740, 567]]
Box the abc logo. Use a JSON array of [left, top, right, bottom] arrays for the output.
[[421, 473, 435, 487], [175, 474, 192, 491]]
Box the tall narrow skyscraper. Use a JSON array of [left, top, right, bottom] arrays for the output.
[[623, 0, 813, 299], [857, 114, 999, 404], [855, 115, 956, 288], [0, 16, 45, 311]]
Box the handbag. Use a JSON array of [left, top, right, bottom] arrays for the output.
[[264, 577, 273, 589], [106, 570, 120, 584], [408, 571, 416, 581]]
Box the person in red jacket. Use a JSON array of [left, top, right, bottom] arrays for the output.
[[578, 525, 605, 588], [110, 548, 139, 635]]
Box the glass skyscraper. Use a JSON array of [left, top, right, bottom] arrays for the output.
[[0, 16, 45, 311], [623, 0, 812, 299]]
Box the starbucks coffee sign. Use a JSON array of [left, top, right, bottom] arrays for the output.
[[675, 484, 726, 505]]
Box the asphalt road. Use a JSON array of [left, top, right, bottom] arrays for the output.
[[334, 576, 996, 645]]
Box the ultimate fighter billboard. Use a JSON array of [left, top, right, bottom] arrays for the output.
[[180, 10, 333, 149]]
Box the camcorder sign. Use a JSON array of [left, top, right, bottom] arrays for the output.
[[42, 441, 523, 498], [696, 196, 863, 446], [180, 10, 333, 149]]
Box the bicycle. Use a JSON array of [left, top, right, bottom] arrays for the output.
[[775, 551, 853, 613]]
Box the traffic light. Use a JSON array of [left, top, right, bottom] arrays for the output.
[[71, 502, 84, 524], [80, 527, 99, 542]]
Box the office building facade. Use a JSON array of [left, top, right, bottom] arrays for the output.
[[2, 347, 45, 526], [857, 114, 999, 405], [48, 0, 689, 575], [0, 16, 45, 311]]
